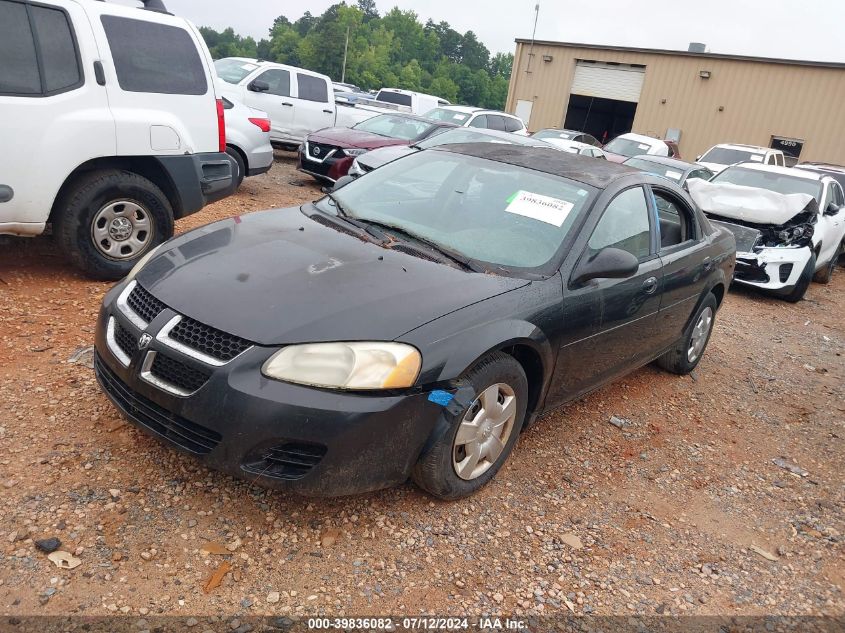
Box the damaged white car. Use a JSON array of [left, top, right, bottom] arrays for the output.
[[689, 163, 845, 302]]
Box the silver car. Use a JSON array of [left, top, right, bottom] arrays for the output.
[[222, 96, 274, 189]]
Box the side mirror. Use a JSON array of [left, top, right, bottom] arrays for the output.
[[695, 155, 701, 162], [825, 202, 841, 216], [248, 80, 270, 93], [331, 175, 355, 191], [572, 247, 639, 285]]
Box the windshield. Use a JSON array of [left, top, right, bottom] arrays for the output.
[[533, 129, 576, 140], [353, 114, 434, 141], [424, 108, 471, 124], [624, 158, 684, 182], [214, 58, 259, 85], [604, 137, 658, 158], [700, 147, 764, 165], [324, 150, 594, 271], [712, 167, 823, 201]]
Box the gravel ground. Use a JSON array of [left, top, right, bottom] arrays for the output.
[[0, 152, 843, 622]]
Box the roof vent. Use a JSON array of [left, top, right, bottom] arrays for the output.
[[688, 42, 706, 53], [140, 0, 168, 12]]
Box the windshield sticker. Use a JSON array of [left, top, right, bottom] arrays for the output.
[[505, 190, 574, 227], [638, 143, 650, 150], [749, 155, 764, 162], [665, 170, 683, 180], [241, 63, 258, 71]]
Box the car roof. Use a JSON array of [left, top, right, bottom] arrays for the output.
[[709, 143, 771, 153], [730, 162, 824, 181], [436, 143, 639, 188], [431, 128, 548, 146], [437, 105, 483, 114], [612, 132, 664, 146], [797, 162, 845, 174], [625, 155, 701, 171]]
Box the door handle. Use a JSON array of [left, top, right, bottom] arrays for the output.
[[642, 276, 658, 294], [703, 256, 713, 271], [322, 109, 333, 114], [282, 102, 293, 107]]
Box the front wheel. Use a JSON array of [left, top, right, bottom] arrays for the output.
[[813, 242, 842, 284], [412, 352, 528, 500], [54, 170, 173, 280], [656, 293, 718, 375]]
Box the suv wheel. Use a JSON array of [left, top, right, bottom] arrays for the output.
[[54, 170, 173, 280], [412, 352, 528, 500], [813, 241, 842, 284]]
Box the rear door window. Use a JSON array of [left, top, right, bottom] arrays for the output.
[[101, 15, 207, 95], [468, 114, 488, 129], [296, 73, 328, 103], [487, 116, 507, 131], [503, 117, 522, 132], [0, 0, 40, 94], [31, 5, 81, 93]]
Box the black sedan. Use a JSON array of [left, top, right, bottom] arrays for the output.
[[94, 145, 735, 499], [623, 155, 715, 187]]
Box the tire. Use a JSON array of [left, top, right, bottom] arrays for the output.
[[780, 251, 816, 302], [412, 352, 528, 500], [53, 169, 173, 280], [656, 293, 718, 375], [813, 242, 842, 284], [226, 147, 245, 190]]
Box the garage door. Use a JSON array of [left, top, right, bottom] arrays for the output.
[[570, 61, 645, 103]]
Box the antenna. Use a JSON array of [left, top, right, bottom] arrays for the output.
[[526, 3, 539, 75]]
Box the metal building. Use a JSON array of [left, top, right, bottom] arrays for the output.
[[505, 40, 845, 164]]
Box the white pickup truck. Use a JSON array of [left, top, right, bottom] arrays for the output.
[[216, 58, 395, 149]]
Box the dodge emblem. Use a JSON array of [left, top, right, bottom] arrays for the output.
[[138, 333, 152, 350]]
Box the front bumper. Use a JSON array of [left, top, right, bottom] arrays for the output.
[[733, 245, 813, 291], [93, 282, 442, 496], [297, 143, 354, 182]]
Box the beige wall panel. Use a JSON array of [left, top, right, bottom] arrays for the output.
[[508, 42, 845, 163]]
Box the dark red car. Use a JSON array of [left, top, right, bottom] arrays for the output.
[[298, 114, 455, 183]]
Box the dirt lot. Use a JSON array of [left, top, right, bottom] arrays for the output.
[[1, 152, 843, 624]]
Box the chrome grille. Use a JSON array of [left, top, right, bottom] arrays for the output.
[[114, 321, 137, 359]]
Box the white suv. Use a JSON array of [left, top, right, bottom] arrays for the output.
[[0, 0, 234, 279], [697, 143, 785, 175], [423, 105, 528, 135]]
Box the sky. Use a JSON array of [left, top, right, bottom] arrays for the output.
[[118, 0, 845, 63]]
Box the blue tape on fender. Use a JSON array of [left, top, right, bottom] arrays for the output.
[[427, 390, 454, 407]]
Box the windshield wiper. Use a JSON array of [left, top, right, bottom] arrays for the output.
[[323, 194, 388, 241], [350, 219, 485, 272]]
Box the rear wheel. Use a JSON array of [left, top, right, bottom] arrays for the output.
[[412, 352, 527, 500], [656, 293, 718, 375], [53, 170, 173, 280], [226, 146, 245, 190]]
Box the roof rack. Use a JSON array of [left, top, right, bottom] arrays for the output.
[[140, 0, 168, 12]]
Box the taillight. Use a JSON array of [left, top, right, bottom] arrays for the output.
[[216, 98, 226, 152], [249, 117, 271, 133]]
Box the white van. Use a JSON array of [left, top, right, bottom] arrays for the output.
[[375, 88, 450, 115], [0, 0, 233, 279]]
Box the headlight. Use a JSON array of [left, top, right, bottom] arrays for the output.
[[262, 342, 421, 390], [125, 243, 164, 281], [342, 148, 368, 157]]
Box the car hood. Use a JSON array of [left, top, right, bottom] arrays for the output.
[[687, 179, 817, 225], [358, 145, 418, 170], [698, 161, 727, 174], [136, 208, 529, 346], [309, 127, 409, 150]]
